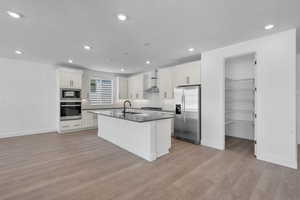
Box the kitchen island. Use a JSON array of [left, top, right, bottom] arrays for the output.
[[90, 109, 174, 161]]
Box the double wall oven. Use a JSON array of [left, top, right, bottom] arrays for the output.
[[60, 89, 82, 121]]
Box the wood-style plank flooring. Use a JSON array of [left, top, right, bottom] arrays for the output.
[[0, 130, 299, 200]]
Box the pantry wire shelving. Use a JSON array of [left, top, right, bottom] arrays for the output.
[[225, 78, 255, 125]]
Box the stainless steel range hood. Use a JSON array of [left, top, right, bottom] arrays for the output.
[[144, 69, 160, 93]]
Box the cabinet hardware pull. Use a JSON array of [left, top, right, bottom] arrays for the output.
[[186, 76, 190, 84]]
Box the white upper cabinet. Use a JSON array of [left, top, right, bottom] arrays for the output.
[[127, 60, 200, 100], [116, 76, 128, 99], [127, 76, 134, 99], [128, 73, 145, 99], [70, 71, 82, 89], [172, 61, 201, 87], [136, 74, 144, 99], [186, 61, 201, 84], [157, 60, 200, 99], [158, 68, 174, 99], [59, 69, 83, 89]]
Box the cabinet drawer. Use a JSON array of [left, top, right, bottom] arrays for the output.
[[60, 120, 82, 131]]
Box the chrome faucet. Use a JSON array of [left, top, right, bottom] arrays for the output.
[[123, 100, 132, 114]]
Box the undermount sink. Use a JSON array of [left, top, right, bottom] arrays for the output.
[[122, 111, 141, 115], [117, 111, 149, 117]]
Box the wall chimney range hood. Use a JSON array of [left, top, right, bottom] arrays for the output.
[[144, 69, 160, 93]]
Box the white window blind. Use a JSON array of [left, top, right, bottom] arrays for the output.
[[89, 79, 113, 105]]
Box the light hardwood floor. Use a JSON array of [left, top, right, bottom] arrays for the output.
[[0, 130, 299, 200]]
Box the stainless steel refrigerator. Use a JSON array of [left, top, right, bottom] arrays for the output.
[[174, 85, 201, 144]]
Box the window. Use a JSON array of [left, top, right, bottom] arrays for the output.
[[89, 79, 113, 105]]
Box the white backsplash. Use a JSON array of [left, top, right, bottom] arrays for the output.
[[122, 93, 175, 111], [161, 99, 175, 111]]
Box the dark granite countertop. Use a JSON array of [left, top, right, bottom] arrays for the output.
[[82, 107, 122, 110], [83, 107, 174, 113], [89, 109, 174, 123]]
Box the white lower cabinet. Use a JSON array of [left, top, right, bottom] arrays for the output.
[[81, 111, 97, 129], [60, 120, 82, 132], [60, 111, 97, 133]]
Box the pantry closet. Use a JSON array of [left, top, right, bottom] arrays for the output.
[[225, 53, 256, 155]]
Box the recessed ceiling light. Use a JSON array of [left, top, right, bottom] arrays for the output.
[[15, 50, 22, 55], [68, 59, 73, 63], [264, 24, 274, 30], [117, 14, 127, 21], [121, 68, 125, 72], [188, 48, 195, 52], [146, 60, 151, 64], [7, 11, 23, 19], [83, 45, 91, 50]]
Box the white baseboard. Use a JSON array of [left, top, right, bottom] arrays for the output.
[[0, 128, 57, 139], [58, 127, 97, 134], [156, 150, 169, 158], [201, 139, 225, 150], [257, 153, 298, 169]]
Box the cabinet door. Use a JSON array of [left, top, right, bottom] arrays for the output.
[[185, 61, 201, 85], [133, 76, 138, 99], [127, 76, 135, 99], [158, 69, 166, 99], [69, 72, 82, 89], [158, 68, 173, 99], [128, 74, 144, 99], [72, 72, 82, 89], [172, 66, 186, 87], [59, 71, 70, 88], [81, 111, 88, 128], [86, 113, 95, 127], [59, 70, 82, 89], [172, 61, 201, 87], [117, 77, 128, 99], [66, 72, 73, 88], [136, 74, 144, 99], [82, 111, 97, 128], [92, 113, 98, 127]]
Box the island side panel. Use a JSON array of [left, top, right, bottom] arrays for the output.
[[97, 115, 154, 161], [152, 119, 172, 158]]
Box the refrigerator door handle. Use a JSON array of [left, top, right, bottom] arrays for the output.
[[183, 94, 186, 122]]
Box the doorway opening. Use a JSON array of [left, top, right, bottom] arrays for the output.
[[225, 53, 256, 156]]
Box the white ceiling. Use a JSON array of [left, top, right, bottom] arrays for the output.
[[0, 0, 299, 74]]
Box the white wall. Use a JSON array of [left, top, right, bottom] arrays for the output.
[[297, 53, 300, 144], [0, 58, 58, 138], [201, 30, 297, 169]]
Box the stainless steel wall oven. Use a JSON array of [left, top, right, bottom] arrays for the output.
[[60, 101, 82, 121]]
